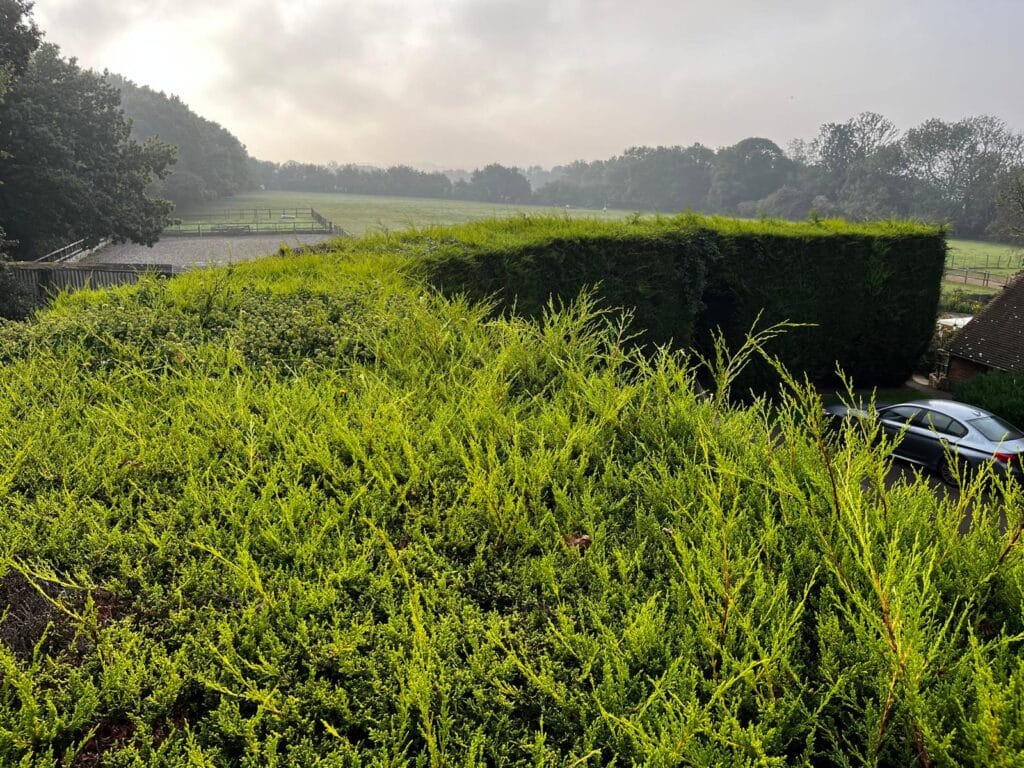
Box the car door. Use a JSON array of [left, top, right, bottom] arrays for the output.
[[909, 409, 965, 468], [878, 405, 926, 461]]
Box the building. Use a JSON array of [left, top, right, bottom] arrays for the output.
[[943, 273, 1024, 386]]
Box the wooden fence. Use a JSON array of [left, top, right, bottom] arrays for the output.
[[161, 208, 343, 237], [11, 262, 178, 306], [942, 266, 1013, 288]]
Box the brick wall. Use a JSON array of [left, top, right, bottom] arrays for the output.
[[947, 356, 990, 387]]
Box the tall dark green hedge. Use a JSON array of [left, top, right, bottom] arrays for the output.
[[411, 222, 714, 349], [699, 229, 946, 388], [407, 215, 945, 389]]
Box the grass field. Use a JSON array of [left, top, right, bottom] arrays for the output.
[[941, 279, 1001, 298], [178, 191, 631, 236], [947, 238, 1024, 275], [177, 193, 1019, 313], [941, 240, 1020, 303], [182, 192, 1024, 268]]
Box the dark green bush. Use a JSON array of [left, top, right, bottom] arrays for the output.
[[700, 229, 946, 389], [412, 220, 713, 349], [409, 215, 945, 391], [0, 261, 32, 321], [954, 370, 1024, 428]]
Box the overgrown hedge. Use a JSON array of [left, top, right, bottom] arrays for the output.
[[954, 370, 1024, 428], [406, 215, 946, 388], [0, 253, 1021, 766]]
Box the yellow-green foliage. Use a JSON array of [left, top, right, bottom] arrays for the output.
[[0, 223, 1018, 767]]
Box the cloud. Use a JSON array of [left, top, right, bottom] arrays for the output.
[[31, 0, 1024, 168]]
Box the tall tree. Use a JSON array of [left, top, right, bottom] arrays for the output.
[[0, 0, 39, 101], [0, 44, 174, 258], [0, 0, 41, 317], [990, 171, 1024, 243], [110, 74, 252, 209], [459, 164, 532, 204], [809, 111, 899, 197], [617, 145, 715, 211], [902, 116, 1024, 236], [708, 138, 792, 212]]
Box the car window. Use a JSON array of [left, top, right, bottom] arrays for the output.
[[913, 410, 953, 433], [880, 405, 920, 423], [969, 416, 1024, 442], [946, 419, 968, 438]]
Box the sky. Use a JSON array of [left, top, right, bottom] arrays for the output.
[[33, 0, 1024, 170]]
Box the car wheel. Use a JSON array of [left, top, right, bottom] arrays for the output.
[[938, 456, 960, 487]]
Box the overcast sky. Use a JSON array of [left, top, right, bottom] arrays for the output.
[[33, 0, 1024, 169]]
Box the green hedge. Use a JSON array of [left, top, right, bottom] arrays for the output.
[[0, 259, 1020, 766], [954, 371, 1024, 428], [408, 218, 714, 349], [407, 215, 945, 389], [700, 228, 946, 389]]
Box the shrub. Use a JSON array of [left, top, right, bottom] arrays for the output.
[[0, 238, 1019, 766], [411, 215, 946, 391], [0, 228, 33, 320], [954, 370, 1024, 428], [939, 288, 991, 314]]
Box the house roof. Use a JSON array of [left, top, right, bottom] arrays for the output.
[[946, 272, 1024, 373]]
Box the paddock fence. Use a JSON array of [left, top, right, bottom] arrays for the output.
[[11, 262, 179, 306]]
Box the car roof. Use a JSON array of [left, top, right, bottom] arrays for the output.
[[881, 399, 991, 421]]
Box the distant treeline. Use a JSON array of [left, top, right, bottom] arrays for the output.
[[247, 159, 534, 205], [105, 76, 1024, 241], [243, 113, 1024, 241], [107, 75, 251, 209]]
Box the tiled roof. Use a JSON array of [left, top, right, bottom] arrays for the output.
[[946, 272, 1024, 373]]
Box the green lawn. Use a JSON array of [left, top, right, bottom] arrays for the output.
[[941, 279, 1001, 296], [947, 238, 1024, 275], [178, 191, 632, 235]]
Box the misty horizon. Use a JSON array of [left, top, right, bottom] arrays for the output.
[[32, 0, 1024, 169]]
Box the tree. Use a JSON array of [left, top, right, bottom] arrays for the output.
[[0, 0, 40, 317], [459, 164, 532, 204], [0, 0, 39, 101], [902, 116, 1024, 236], [0, 44, 175, 258], [809, 112, 899, 198], [708, 138, 792, 212], [110, 74, 253, 209], [989, 171, 1024, 243], [616, 144, 715, 212], [836, 144, 914, 221]]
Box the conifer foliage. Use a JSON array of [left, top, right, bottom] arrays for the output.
[[0, 220, 1019, 766]]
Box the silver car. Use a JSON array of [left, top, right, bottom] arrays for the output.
[[824, 399, 1024, 485]]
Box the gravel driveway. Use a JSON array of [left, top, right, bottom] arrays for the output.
[[79, 234, 337, 269]]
